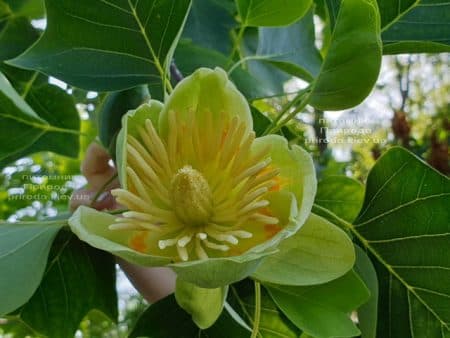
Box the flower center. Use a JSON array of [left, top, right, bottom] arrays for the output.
[[170, 165, 213, 226]]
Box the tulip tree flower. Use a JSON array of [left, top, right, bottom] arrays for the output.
[[69, 67, 317, 327]]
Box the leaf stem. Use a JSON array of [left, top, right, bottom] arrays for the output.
[[250, 280, 261, 338], [263, 88, 311, 135], [21, 72, 39, 99], [229, 24, 247, 66], [90, 173, 118, 207]]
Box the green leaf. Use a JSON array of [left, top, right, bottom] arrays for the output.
[[349, 147, 450, 337], [174, 40, 275, 100], [380, 0, 450, 54], [228, 280, 301, 338], [182, 0, 236, 54], [0, 77, 81, 168], [15, 231, 118, 338], [0, 72, 48, 161], [0, 221, 63, 316], [98, 86, 150, 153], [8, 0, 192, 92], [21, 83, 80, 157], [266, 270, 370, 338], [354, 246, 378, 338], [129, 294, 249, 338], [251, 106, 271, 137], [257, 9, 322, 82], [309, 0, 382, 110], [252, 213, 355, 286], [242, 27, 289, 97], [314, 175, 365, 223], [0, 16, 40, 61], [236, 0, 312, 26], [175, 279, 228, 329], [3, 0, 45, 19]]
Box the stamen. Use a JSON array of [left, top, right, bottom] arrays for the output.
[[177, 245, 189, 261], [178, 234, 194, 247], [202, 239, 230, 251], [128, 135, 167, 180], [238, 187, 269, 208], [127, 144, 170, 202], [249, 213, 279, 225], [234, 159, 271, 185], [168, 110, 178, 169], [126, 167, 152, 202], [112, 189, 149, 212], [238, 200, 270, 216], [205, 227, 239, 245], [195, 237, 209, 260], [197, 232, 207, 240], [144, 120, 173, 174], [122, 211, 161, 222], [108, 223, 143, 230], [113, 218, 163, 231], [228, 230, 253, 239], [159, 238, 178, 249], [113, 192, 174, 220]]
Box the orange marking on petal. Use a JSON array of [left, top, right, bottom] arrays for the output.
[[129, 231, 148, 253], [264, 224, 282, 239], [259, 207, 272, 216], [270, 176, 282, 192]]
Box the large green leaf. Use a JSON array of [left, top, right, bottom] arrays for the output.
[[252, 213, 355, 286], [12, 231, 118, 338], [348, 147, 450, 337], [309, 0, 382, 110], [0, 14, 44, 94], [98, 86, 150, 153], [0, 16, 40, 61], [379, 0, 450, 53], [174, 40, 275, 100], [3, 0, 45, 19], [266, 270, 370, 338], [0, 72, 48, 161], [228, 280, 301, 338], [326, 0, 450, 54], [314, 175, 364, 223], [8, 0, 192, 92], [0, 15, 80, 166], [129, 294, 249, 338], [0, 221, 63, 316], [236, 0, 312, 26], [242, 27, 289, 97], [0, 74, 80, 167], [256, 9, 322, 82], [354, 246, 379, 338], [182, 0, 236, 54]]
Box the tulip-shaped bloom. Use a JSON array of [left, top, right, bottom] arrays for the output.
[[69, 68, 316, 288]]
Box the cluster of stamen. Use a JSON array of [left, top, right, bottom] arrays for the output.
[[110, 109, 280, 261]]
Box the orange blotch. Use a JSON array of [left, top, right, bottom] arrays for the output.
[[264, 224, 282, 239], [129, 231, 148, 253], [270, 176, 282, 192]]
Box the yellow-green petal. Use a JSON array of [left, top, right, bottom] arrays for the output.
[[116, 100, 163, 188], [158, 67, 253, 141], [175, 279, 227, 329], [69, 206, 171, 266], [251, 134, 317, 226]]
